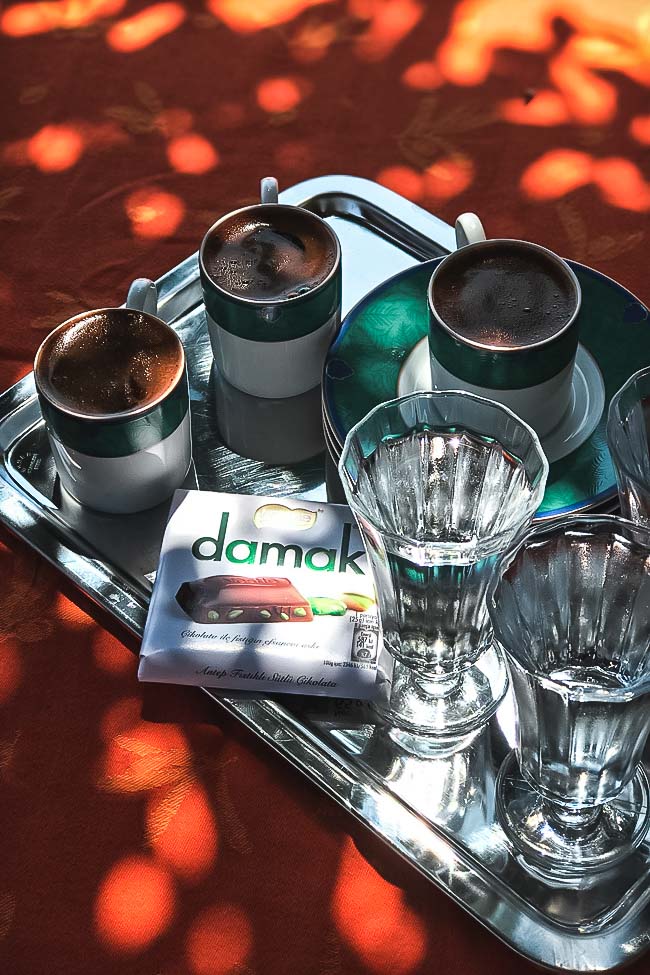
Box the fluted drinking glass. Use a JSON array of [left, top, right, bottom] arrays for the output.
[[607, 366, 650, 527], [339, 391, 548, 746], [490, 515, 650, 876]]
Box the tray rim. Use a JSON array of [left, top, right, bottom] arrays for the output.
[[0, 175, 646, 973]]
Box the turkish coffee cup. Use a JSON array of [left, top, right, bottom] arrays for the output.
[[428, 214, 581, 438], [200, 177, 342, 399], [34, 279, 192, 515]]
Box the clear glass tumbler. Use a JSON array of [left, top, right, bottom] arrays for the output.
[[339, 391, 548, 746], [607, 366, 650, 527], [489, 515, 650, 876]]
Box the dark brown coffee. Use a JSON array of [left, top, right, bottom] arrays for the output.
[[36, 309, 183, 416], [432, 242, 577, 348], [203, 205, 337, 301]]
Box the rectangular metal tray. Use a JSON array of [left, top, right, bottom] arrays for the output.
[[2, 175, 649, 972]]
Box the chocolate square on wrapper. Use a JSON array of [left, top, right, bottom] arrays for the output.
[[176, 575, 313, 624]]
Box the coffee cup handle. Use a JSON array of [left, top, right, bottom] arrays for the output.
[[261, 176, 279, 205], [455, 212, 486, 248], [126, 278, 158, 316]]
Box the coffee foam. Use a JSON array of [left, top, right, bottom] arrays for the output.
[[203, 205, 337, 301], [432, 243, 576, 349], [37, 309, 183, 416]]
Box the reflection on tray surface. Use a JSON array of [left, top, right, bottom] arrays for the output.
[[293, 698, 650, 931]]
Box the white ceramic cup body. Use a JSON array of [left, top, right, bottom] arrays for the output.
[[428, 216, 581, 439], [429, 355, 575, 439], [206, 308, 339, 399], [48, 411, 192, 515]]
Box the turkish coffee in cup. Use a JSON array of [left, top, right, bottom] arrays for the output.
[[428, 217, 581, 439], [34, 281, 192, 514], [37, 309, 183, 416], [432, 243, 577, 350], [203, 205, 337, 303]]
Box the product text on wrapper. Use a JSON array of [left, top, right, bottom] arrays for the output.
[[191, 511, 366, 574], [197, 666, 337, 688]]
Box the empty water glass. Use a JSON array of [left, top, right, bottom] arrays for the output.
[[490, 515, 650, 876], [339, 391, 548, 747], [607, 367, 650, 526]]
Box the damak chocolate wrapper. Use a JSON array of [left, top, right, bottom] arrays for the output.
[[139, 490, 391, 700]]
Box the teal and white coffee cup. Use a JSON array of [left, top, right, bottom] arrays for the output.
[[34, 279, 192, 515], [199, 177, 342, 399], [428, 214, 581, 439]]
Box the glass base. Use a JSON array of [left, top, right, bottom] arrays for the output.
[[386, 724, 484, 758], [497, 751, 650, 876], [373, 642, 508, 751]]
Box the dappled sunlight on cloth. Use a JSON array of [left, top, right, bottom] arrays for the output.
[[146, 781, 219, 882], [630, 115, 650, 144], [206, 0, 333, 33], [434, 0, 650, 88], [289, 20, 337, 62], [256, 76, 308, 113], [99, 696, 144, 741], [377, 155, 474, 203], [500, 91, 571, 126], [402, 60, 443, 90], [592, 157, 650, 211], [106, 2, 187, 52], [96, 719, 192, 792], [549, 44, 619, 124], [351, 0, 424, 62], [521, 149, 650, 210], [167, 134, 220, 174], [520, 148, 595, 200], [94, 854, 176, 952], [93, 629, 138, 675], [376, 164, 425, 201], [332, 837, 428, 974], [26, 124, 85, 171], [0, 0, 646, 219], [424, 155, 474, 200], [54, 590, 96, 628], [1, 0, 125, 36], [3, 120, 128, 170], [125, 187, 186, 238]]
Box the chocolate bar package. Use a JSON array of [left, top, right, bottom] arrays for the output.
[[139, 490, 391, 699]]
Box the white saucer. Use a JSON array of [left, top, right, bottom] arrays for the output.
[[397, 339, 606, 465]]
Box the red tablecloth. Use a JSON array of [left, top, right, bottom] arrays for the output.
[[2, 2, 650, 973]]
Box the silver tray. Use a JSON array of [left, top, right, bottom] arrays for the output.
[[1, 176, 648, 972]]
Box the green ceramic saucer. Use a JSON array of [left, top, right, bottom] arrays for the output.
[[323, 259, 650, 519]]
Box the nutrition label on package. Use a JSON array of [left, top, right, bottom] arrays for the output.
[[351, 621, 379, 662]]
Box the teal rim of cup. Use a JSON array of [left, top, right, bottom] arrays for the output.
[[39, 377, 189, 458], [427, 239, 581, 390], [199, 203, 342, 343]]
